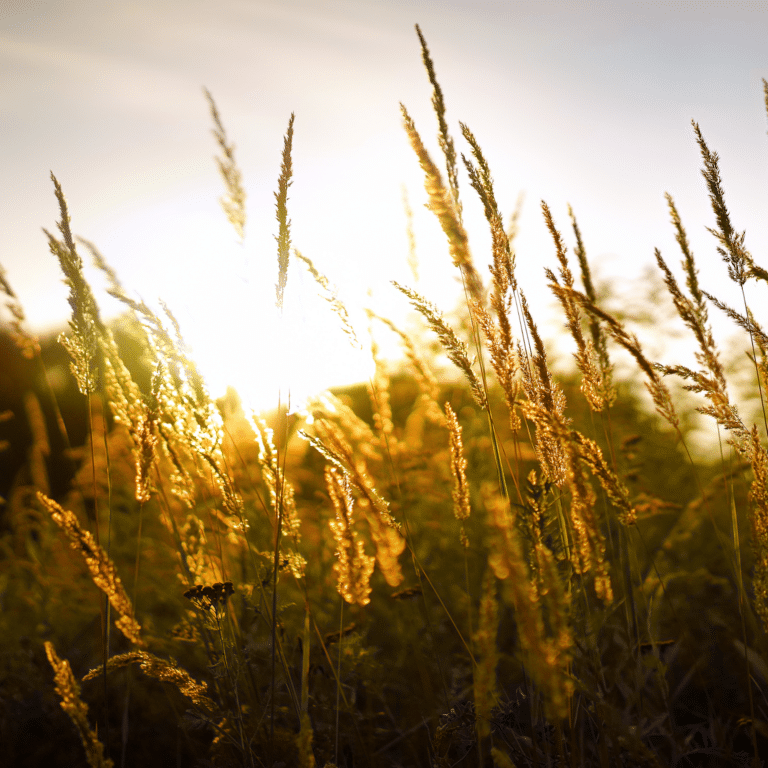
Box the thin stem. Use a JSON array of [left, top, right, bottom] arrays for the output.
[[87, 397, 110, 756], [335, 597, 343, 766]]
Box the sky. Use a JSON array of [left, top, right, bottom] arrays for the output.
[[2, 0, 768, 413]]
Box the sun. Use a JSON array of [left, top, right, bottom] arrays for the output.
[[154, 239, 376, 417]]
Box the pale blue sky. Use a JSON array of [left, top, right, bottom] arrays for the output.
[[2, 0, 768, 407]]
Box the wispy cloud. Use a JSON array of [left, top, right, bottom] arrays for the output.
[[1, 34, 197, 117]]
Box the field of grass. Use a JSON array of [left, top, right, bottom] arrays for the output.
[[2, 26, 768, 768]]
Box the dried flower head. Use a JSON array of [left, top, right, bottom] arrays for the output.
[[183, 580, 235, 616]]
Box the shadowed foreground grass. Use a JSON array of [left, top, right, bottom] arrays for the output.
[[1, 25, 768, 768]]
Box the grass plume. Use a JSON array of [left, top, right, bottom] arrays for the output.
[[45, 642, 114, 768], [275, 113, 295, 310], [204, 88, 247, 242]]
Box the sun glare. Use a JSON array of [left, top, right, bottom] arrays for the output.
[[180, 285, 376, 417], [134, 234, 377, 417]]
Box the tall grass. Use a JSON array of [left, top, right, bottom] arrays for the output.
[[1, 26, 768, 768]]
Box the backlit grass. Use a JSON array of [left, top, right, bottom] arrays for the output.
[[1, 25, 768, 768]]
